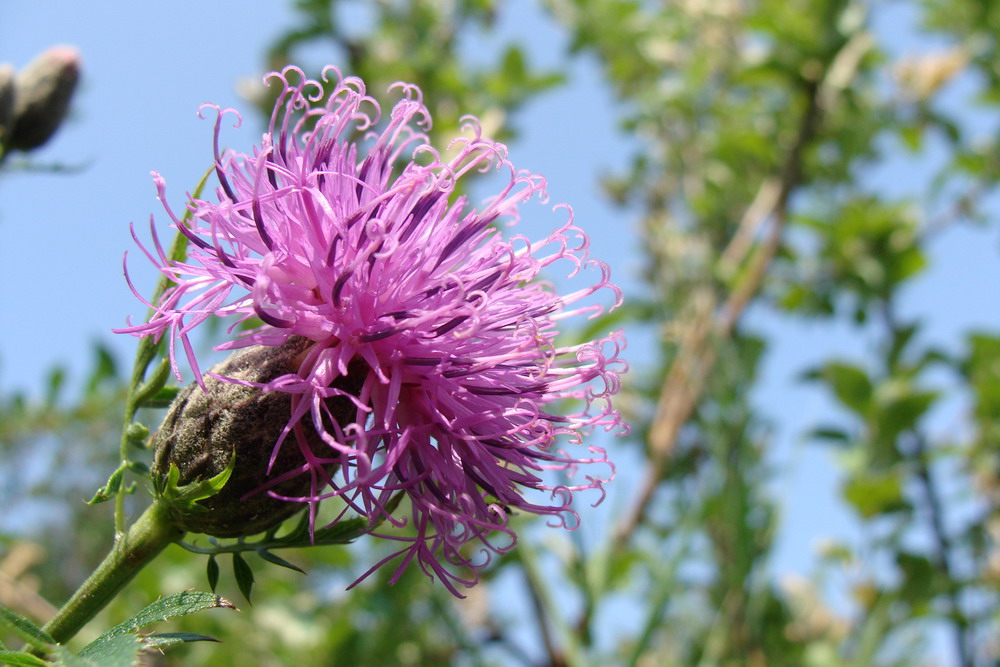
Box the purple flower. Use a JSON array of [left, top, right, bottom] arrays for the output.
[[118, 67, 626, 595]]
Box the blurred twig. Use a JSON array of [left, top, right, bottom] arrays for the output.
[[614, 25, 872, 546], [0, 543, 57, 623]]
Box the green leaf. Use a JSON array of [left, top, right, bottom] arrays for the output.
[[78, 592, 235, 660], [126, 461, 150, 477], [206, 555, 220, 593], [143, 385, 181, 409], [879, 390, 938, 440], [807, 426, 853, 444], [232, 553, 254, 604], [899, 124, 922, 152], [88, 464, 126, 505], [123, 422, 149, 447], [310, 518, 369, 544], [842, 469, 907, 519], [155, 454, 235, 511], [44, 366, 65, 407], [256, 549, 306, 575], [142, 633, 219, 648], [84, 344, 119, 396], [132, 359, 172, 409], [54, 638, 125, 666], [896, 551, 945, 607], [0, 651, 49, 667], [820, 362, 873, 416], [0, 604, 54, 651]]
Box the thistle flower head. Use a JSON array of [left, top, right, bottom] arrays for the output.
[[118, 67, 626, 595]]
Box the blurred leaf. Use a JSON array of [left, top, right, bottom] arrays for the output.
[[84, 343, 118, 397], [895, 551, 945, 610], [817, 361, 873, 416], [807, 425, 853, 444], [44, 367, 66, 407], [877, 388, 937, 443], [842, 469, 907, 518], [0, 652, 49, 667], [0, 604, 53, 651]]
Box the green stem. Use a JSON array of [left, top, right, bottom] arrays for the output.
[[41, 501, 184, 646]]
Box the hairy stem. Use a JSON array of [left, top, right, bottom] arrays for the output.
[[40, 501, 183, 647]]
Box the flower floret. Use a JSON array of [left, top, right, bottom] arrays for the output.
[[117, 66, 626, 595]]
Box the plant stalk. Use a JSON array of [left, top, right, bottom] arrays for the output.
[[40, 501, 184, 646]]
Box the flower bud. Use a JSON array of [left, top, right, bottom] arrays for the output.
[[7, 45, 80, 151], [152, 337, 361, 537]]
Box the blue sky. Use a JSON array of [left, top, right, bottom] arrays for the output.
[[2, 1, 997, 662]]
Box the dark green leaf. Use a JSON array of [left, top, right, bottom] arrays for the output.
[[257, 549, 306, 575], [232, 553, 254, 604], [807, 426, 852, 444], [310, 517, 369, 544], [0, 604, 54, 651], [206, 555, 220, 593], [896, 551, 945, 607]]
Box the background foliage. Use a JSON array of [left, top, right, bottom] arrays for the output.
[[2, 0, 999, 664]]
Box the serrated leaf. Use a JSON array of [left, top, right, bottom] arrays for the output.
[[0, 651, 49, 667], [52, 642, 104, 666], [232, 553, 254, 604], [0, 604, 54, 651], [78, 592, 235, 660], [206, 556, 220, 593], [257, 549, 306, 575], [142, 632, 219, 648]]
